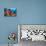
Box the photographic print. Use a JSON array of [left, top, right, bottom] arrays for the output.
[[4, 8, 16, 16]]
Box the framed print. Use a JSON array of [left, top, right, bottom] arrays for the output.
[[4, 8, 16, 16]]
